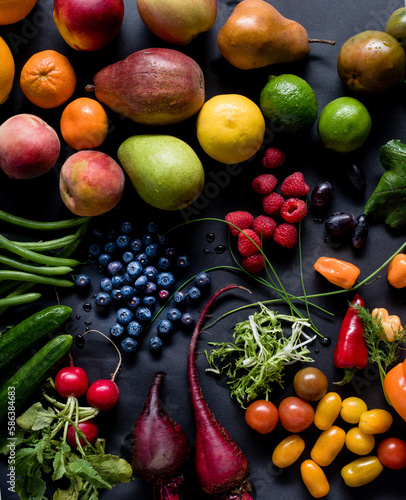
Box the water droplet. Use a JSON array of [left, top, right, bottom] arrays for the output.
[[315, 349, 320, 354], [319, 336, 331, 347], [314, 218, 323, 224], [75, 335, 85, 348], [203, 249, 212, 255], [84, 321, 92, 327], [75, 314, 81, 320], [88, 254, 97, 263], [83, 302, 92, 312], [206, 233, 215, 243], [214, 245, 226, 254]]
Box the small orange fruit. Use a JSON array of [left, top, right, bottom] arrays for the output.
[[0, 36, 14, 104], [0, 0, 38, 25], [60, 98, 109, 150], [20, 50, 77, 109]]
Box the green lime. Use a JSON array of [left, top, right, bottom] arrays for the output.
[[317, 97, 372, 153], [259, 74, 318, 133]]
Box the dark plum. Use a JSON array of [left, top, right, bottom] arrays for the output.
[[345, 163, 367, 195], [352, 214, 369, 249], [325, 211, 355, 235], [311, 181, 333, 209]]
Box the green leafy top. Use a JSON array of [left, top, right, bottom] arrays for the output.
[[364, 139, 406, 228], [205, 303, 316, 408]]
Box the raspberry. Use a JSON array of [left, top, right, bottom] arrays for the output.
[[252, 215, 277, 240], [237, 229, 262, 257], [225, 211, 254, 236], [242, 252, 265, 274], [262, 192, 285, 216], [280, 198, 308, 223], [252, 173, 277, 194], [280, 172, 309, 197], [273, 223, 298, 249], [262, 147, 286, 169]]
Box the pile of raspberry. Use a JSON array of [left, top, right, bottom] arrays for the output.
[[225, 147, 309, 274]]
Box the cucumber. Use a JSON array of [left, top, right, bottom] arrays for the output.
[[0, 334, 73, 422], [0, 305, 72, 373]]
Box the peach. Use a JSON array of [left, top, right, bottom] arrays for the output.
[[53, 0, 124, 51], [59, 150, 125, 217], [0, 114, 60, 180]]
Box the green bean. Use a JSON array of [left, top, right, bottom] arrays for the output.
[[0, 282, 35, 318], [0, 271, 73, 287], [0, 293, 42, 308], [0, 234, 81, 268], [0, 281, 19, 296], [0, 255, 73, 276], [58, 219, 90, 258], [0, 209, 90, 231], [11, 233, 80, 252]]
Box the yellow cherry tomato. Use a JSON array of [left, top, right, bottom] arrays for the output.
[[340, 396, 368, 424], [345, 427, 375, 455], [272, 434, 305, 468], [300, 459, 330, 498], [311, 425, 346, 467], [341, 456, 383, 487], [359, 409, 393, 434], [314, 392, 342, 430]]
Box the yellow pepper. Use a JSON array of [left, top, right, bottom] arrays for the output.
[[388, 253, 406, 288], [371, 307, 403, 342], [314, 257, 360, 289]]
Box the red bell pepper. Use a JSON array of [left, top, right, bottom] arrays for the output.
[[384, 358, 406, 421], [333, 294, 368, 385]]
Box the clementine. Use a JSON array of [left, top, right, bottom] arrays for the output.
[[0, 0, 38, 25]]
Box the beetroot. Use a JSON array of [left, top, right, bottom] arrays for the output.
[[131, 372, 190, 499], [188, 285, 254, 499]]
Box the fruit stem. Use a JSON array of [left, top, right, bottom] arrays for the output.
[[308, 38, 336, 45], [85, 84, 95, 92]]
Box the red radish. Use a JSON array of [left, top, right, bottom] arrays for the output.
[[131, 372, 190, 499], [66, 419, 98, 448], [55, 357, 89, 398], [188, 285, 254, 499], [86, 379, 120, 411]]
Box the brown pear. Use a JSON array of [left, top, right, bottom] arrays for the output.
[[217, 0, 310, 69]]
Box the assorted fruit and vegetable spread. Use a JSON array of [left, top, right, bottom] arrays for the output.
[[1, 0, 406, 499]]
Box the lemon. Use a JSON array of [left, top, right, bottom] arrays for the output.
[[317, 97, 372, 153], [0, 36, 14, 104], [259, 74, 318, 133], [196, 94, 265, 164]]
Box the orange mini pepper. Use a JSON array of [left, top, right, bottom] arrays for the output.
[[314, 257, 360, 289], [371, 308, 403, 342], [388, 253, 406, 289], [384, 358, 406, 422]]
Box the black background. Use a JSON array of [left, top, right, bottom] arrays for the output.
[[1, 0, 406, 499]]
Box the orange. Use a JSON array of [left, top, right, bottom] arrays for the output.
[[0, 36, 14, 104], [60, 97, 109, 150], [0, 0, 38, 25], [20, 50, 77, 109]]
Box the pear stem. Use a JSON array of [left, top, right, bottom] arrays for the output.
[[85, 84, 95, 92], [308, 38, 336, 45]]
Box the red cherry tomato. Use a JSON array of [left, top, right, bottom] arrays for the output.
[[245, 400, 279, 434], [377, 437, 406, 470], [278, 396, 314, 433]]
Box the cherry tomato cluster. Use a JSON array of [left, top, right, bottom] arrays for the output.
[[244, 366, 406, 498]]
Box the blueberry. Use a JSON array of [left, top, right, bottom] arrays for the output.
[[127, 320, 143, 338], [181, 312, 195, 328], [156, 272, 175, 288], [144, 282, 157, 295], [120, 285, 134, 300], [158, 234, 168, 244], [188, 286, 201, 301], [116, 234, 130, 249], [106, 227, 118, 241], [111, 289, 123, 301], [74, 273, 90, 287], [98, 253, 112, 266], [157, 319, 174, 336], [123, 272, 134, 284], [194, 272, 211, 288], [104, 242, 116, 254], [176, 255, 190, 268], [122, 251, 134, 263], [158, 256, 171, 270], [135, 253, 149, 266], [88, 243, 102, 257], [135, 306, 152, 322], [142, 234, 154, 246], [110, 323, 125, 339], [165, 247, 176, 257], [158, 290, 170, 300], [173, 290, 187, 305], [143, 266, 158, 280], [149, 336, 163, 352], [95, 292, 112, 306], [143, 295, 156, 306], [107, 260, 123, 276], [167, 308, 182, 322], [127, 296, 141, 309], [120, 221, 134, 234], [147, 221, 159, 233], [146, 243, 160, 258], [130, 238, 143, 253], [111, 275, 125, 288], [121, 337, 138, 353], [117, 307, 133, 324], [100, 277, 113, 292], [126, 261, 143, 278], [134, 275, 148, 290]]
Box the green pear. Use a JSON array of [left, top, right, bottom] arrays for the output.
[[117, 134, 205, 211]]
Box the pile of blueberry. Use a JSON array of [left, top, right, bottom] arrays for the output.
[[76, 220, 211, 354]]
